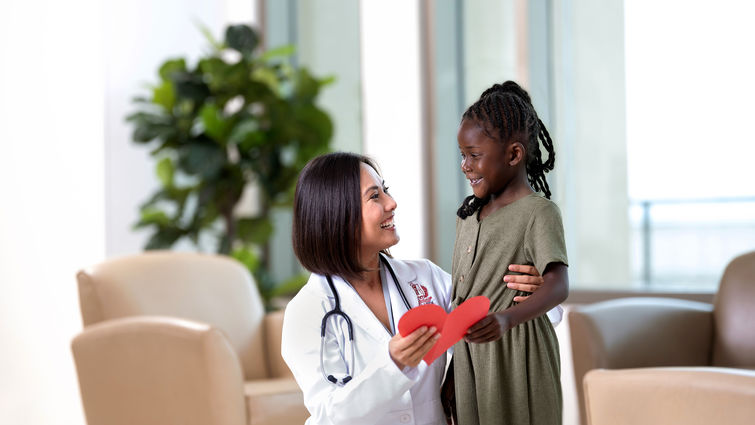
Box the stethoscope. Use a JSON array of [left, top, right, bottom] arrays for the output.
[[320, 254, 412, 385]]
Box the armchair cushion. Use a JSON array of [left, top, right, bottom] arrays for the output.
[[583, 367, 755, 425], [244, 378, 307, 425]]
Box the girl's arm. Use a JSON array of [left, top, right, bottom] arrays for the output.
[[465, 262, 568, 343]]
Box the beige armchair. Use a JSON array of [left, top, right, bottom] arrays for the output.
[[71, 251, 308, 425], [569, 250, 755, 425], [583, 367, 755, 425]]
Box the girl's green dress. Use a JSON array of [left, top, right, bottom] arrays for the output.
[[452, 193, 568, 425]]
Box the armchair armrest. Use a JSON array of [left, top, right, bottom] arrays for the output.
[[583, 367, 755, 425], [569, 297, 714, 425], [263, 309, 292, 379], [72, 316, 247, 425]]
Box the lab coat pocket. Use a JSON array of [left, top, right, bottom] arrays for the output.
[[384, 409, 415, 425], [412, 397, 445, 425]]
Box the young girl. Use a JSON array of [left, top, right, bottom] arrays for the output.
[[451, 81, 569, 424]]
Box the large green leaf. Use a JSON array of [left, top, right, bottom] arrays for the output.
[[152, 81, 175, 110], [229, 119, 266, 150], [174, 71, 210, 103], [258, 44, 295, 62], [293, 104, 334, 145], [269, 273, 309, 298], [252, 67, 280, 93], [200, 103, 230, 141], [178, 138, 226, 178], [144, 226, 184, 250], [225, 25, 258, 56], [135, 207, 172, 228], [292, 68, 321, 101], [156, 157, 174, 187], [126, 112, 176, 143], [159, 58, 187, 81], [232, 246, 260, 273]]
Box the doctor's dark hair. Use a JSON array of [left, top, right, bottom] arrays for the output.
[[456, 81, 556, 219], [293, 152, 381, 281]]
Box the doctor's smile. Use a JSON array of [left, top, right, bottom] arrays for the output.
[[379, 215, 395, 230]]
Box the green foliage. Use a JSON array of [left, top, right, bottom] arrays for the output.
[[128, 24, 333, 306]]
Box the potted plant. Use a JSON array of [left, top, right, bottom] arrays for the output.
[[127, 24, 333, 305]]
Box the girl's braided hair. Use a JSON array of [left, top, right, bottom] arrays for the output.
[[457, 81, 555, 218]]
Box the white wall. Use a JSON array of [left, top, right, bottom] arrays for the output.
[[0, 1, 104, 424], [0, 1, 256, 423]]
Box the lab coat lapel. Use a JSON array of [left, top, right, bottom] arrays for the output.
[[383, 256, 419, 315], [329, 275, 392, 343]]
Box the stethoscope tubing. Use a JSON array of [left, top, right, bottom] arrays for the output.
[[320, 254, 411, 385]]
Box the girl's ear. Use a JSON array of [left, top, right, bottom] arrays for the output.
[[508, 142, 525, 166]]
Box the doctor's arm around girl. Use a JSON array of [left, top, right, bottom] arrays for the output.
[[280, 152, 549, 425], [450, 81, 569, 425]]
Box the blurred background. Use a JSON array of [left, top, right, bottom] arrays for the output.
[[1, 0, 753, 423]]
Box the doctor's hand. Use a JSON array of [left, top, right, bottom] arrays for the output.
[[504, 264, 544, 303], [389, 326, 440, 369]]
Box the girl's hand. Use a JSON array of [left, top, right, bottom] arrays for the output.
[[389, 326, 440, 369], [504, 264, 544, 302], [464, 312, 512, 343]]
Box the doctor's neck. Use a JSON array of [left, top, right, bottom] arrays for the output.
[[352, 252, 382, 288]]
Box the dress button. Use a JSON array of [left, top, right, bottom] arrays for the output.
[[399, 413, 411, 423], [460, 275, 464, 282], [467, 245, 472, 253]]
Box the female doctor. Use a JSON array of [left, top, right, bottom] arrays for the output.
[[281, 152, 550, 425]]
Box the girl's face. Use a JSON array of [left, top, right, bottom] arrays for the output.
[[359, 162, 399, 256], [457, 119, 514, 199]]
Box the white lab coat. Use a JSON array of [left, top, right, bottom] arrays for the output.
[[281, 257, 453, 425], [281, 257, 564, 425]]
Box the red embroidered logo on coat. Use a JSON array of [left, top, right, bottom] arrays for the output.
[[409, 281, 433, 305]]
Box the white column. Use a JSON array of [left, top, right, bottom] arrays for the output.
[[551, 0, 631, 287], [463, 0, 518, 105], [298, 0, 362, 153], [360, 0, 426, 259]]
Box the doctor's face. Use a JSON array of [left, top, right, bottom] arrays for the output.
[[359, 163, 399, 256]]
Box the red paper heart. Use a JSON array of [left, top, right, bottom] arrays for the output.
[[398, 296, 490, 364]]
